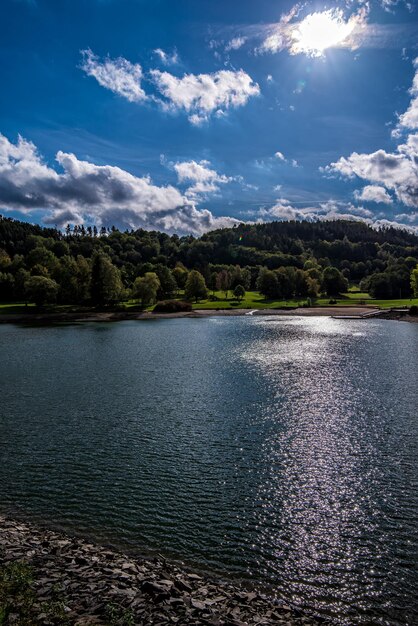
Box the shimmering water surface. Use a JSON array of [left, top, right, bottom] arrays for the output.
[[1, 317, 417, 624]]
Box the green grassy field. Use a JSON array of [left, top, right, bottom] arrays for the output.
[[1, 293, 418, 315], [188, 290, 418, 310], [0, 302, 36, 314]]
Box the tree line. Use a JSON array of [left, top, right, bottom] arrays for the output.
[[1, 215, 418, 307]]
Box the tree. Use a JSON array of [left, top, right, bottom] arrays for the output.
[[185, 270, 208, 302], [133, 272, 160, 307], [233, 284, 245, 302], [230, 266, 251, 290], [90, 252, 123, 306], [55, 255, 91, 304], [24, 276, 58, 307], [321, 266, 348, 296], [172, 265, 188, 290], [216, 270, 231, 299], [208, 272, 218, 297], [367, 273, 393, 299], [411, 264, 418, 297], [155, 265, 177, 298], [306, 277, 320, 299], [256, 268, 278, 299]]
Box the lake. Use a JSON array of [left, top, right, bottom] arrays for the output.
[[0, 316, 417, 624]]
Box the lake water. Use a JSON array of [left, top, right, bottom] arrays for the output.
[[0, 317, 417, 624]]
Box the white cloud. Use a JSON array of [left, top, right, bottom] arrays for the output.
[[225, 36, 247, 52], [325, 144, 418, 207], [254, 198, 418, 231], [0, 132, 240, 235], [354, 185, 392, 204], [153, 48, 180, 66], [80, 51, 259, 124], [324, 56, 418, 214], [173, 159, 232, 200], [150, 68, 260, 124], [80, 49, 147, 102], [257, 199, 373, 222], [394, 57, 418, 134], [274, 151, 298, 167]]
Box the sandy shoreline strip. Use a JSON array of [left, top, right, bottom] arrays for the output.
[[2, 305, 415, 325], [0, 513, 324, 625]]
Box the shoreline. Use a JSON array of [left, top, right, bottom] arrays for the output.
[[0, 513, 324, 625], [0, 305, 416, 325]]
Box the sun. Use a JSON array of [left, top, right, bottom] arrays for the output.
[[291, 10, 357, 57]]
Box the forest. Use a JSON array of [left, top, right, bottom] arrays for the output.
[[1, 215, 418, 307]]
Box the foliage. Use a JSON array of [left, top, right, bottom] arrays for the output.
[[216, 269, 231, 298], [24, 276, 58, 307], [0, 561, 35, 626], [411, 264, 418, 297], [233, 284, 245, 302], [90, 252, 123, 306], [1, 215, 418, 307], [321, 266, 348, 296], [184, 270, 208, 302], [105, 602, 134, 626], [133, 272, 160, 307]]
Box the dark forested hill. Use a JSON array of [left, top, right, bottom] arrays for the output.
[[1, 215, 418, 304]]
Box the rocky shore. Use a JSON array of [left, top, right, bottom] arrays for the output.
[[0, 514, 324, 626]]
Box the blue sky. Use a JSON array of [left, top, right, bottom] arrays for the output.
[[1, 0, 418, 234]]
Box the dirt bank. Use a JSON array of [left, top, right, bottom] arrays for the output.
[[0, 305, 383, 324]]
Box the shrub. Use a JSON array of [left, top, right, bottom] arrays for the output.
[[409, 305, 418, 316], [329, 298, 338, 305], [153, 300, 192, 313]]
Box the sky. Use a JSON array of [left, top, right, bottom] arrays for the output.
[[1, 0, 418, 235]]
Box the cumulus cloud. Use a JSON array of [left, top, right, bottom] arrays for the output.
[[80, 49, 147, 102], [324, 56, 418, 214], [173, 159, 231, 199], [150, 68, 260, 124], [254, 198, 418, 231], [257, 199, 374, 222], [80, 50, 259, 124], [354, 185, 392, 204], [153, 48, 180, 66], [0, 132, 240, 235], [325, 143, 418, 207], [394, 57, 418, 134]]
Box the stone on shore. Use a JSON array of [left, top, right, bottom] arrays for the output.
[[0, 514, 324, 625]]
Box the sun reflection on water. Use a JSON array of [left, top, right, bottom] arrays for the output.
[[239, 317, 388, 620]]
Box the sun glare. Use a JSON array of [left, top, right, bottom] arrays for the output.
[[291, 10, 357, 57]]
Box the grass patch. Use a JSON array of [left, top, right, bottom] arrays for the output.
[[191, 290, 305, 310], [0, 303, 36, 315], [0, 561, 35, 626], [2, 293, 418, 316], [0, 561, 71, 626]]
